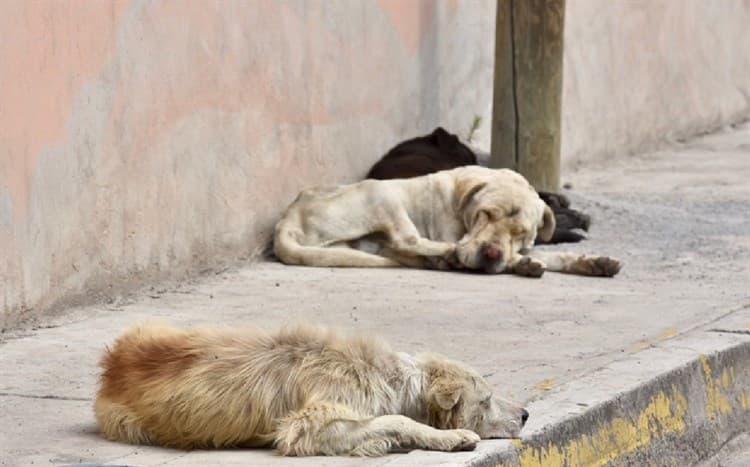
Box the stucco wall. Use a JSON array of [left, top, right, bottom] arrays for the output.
[[561, 0, 750, 167], [0, 0, 495, 328], [2, 0, 750, 328]]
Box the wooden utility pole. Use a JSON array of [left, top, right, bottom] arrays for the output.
[[490, 0, 565, 192]]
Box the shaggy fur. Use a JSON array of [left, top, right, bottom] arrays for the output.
[[274, 165, 621, 277], [95, 322, 528, 456], [366, 127, 591, 244]]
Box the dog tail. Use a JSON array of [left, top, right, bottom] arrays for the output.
[[273, 222, 400, 268]]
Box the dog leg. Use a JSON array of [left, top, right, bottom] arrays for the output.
[[389, 233, 456, 258], [383, 211, 456, 259], [274, 403, 479, 456], [380, 248, 462, 271], [280, 244, 401, 268], [527, 250, 621, 277], [354, 414, 480, 454], [378, 248, 430, 269], [538, 191, 570, 209], [553, 206, 591, 232], [536, 229, 587, 245]]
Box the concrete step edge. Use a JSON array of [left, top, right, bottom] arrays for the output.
[[459, 331, 750, 467]]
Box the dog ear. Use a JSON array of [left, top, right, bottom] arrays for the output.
[[435, 127, 464, 149], [455, 179, 488, 212], [427, 380, 463, 429], [429, 378, 462, 411], [431, 126, 450, 141], [428, 405, 452, 429], [537, 204, 556, 242], [434, 383, 461, 410]]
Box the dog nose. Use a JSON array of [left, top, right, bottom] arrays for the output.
[[481, 243, 502, 261], [521, 409, 529, 425]]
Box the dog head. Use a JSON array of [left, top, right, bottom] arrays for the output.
[[429, 127, 478, 165], [453, 167, 555, 273], [422, 355, 528, 438]]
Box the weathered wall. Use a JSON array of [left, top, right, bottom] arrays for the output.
[[0, 0, 495, 328], [561, 0, 750, 168], [2, 0, 750, 327]]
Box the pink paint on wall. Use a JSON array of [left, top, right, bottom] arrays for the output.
[[445, 0, 460, 17], [0, 0, 130, 222], [378, 0, 435, 56], [107, 0, 394, 168], [1, 0, 500, 327]]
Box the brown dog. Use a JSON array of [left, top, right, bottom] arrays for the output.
[[367, 127, 591, 244], [94, 322, 528, 456]]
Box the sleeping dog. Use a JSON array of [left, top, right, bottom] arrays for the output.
[[367, 127, 591, 244], [275, 165, 621, 277], [95, 322, 529, 456]]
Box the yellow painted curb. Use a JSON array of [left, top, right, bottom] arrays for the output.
[[501, 352, 750, 467]]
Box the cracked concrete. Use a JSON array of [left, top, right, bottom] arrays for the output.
[[0, 393, 90, 402], [1, 123, 749, 466]]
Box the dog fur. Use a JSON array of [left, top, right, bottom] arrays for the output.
[[366, 127, 591, 244], [274, 165, 621, 277], [94, 322, 528, 456]]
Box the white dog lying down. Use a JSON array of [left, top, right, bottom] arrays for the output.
[[94, 322, 528, 456], [274, 166, 621, 277]]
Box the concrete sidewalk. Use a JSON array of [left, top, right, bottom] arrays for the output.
[[1, 123, 749, 466]]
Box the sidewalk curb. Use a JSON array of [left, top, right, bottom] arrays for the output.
[[467, 333, 750, 467]]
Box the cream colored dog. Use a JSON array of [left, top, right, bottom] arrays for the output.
[[94, 322, 528, 456], [274, 166, 621, 277]]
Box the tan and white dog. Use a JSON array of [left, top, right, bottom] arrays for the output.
[[274, 166, 621, 277], [94, 322, 528, 456]]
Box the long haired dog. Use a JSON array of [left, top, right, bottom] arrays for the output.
[[95, 322, 528, 456]]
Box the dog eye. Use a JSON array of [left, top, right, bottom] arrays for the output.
[[510, 225, 527, 237], [508, 206, 520, 217]]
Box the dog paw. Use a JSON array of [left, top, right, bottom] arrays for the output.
[[539, 191, 570, 209], [427, 254, 459, 271], [429, 249, 462, 271], [429, 257, 452, 271], [576, 211, 592, 231], [350, 438, 392, 456], [555, 210, 591, 232], [574, 256, 622, 277], [513, 257, 546, 278], [443, 429, 481, 451]]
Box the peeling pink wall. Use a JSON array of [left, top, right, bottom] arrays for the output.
[[1, 1, 130, 222], [3, 1, 749, 327], [0, 1, 496, 327]]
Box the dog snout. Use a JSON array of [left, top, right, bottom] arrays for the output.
[[521, 408, 529, 426], [480, 243, 502, 261], [479, 243, 504, 272]]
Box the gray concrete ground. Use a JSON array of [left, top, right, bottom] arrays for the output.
[[699, 433, 750, 467], [1, 123, 749, 466]]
